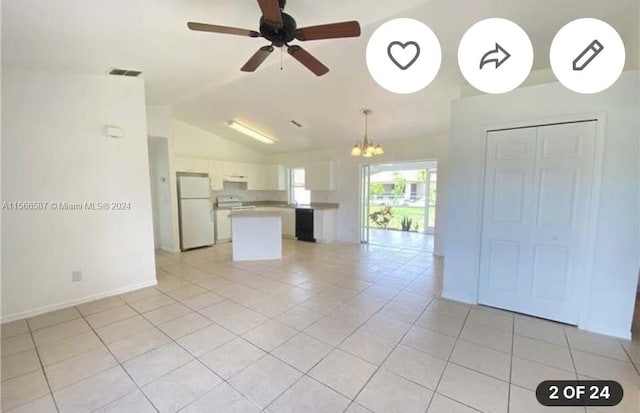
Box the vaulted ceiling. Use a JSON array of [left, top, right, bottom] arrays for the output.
[[3, 0, 638, 153]]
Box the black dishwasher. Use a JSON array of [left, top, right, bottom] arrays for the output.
[[295, 208, 316, 242]]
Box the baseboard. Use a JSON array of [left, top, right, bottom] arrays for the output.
[[0, 279, 158, 324], [580, 324, 632, 340], [441, 290, 478, 305]]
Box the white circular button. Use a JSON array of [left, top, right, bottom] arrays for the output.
[[366, 18, 442, 94], [550, 18, 626, 94], [458, 18, 534, 94]]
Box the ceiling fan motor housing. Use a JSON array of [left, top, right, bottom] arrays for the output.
[[260, 13, 297, 47]]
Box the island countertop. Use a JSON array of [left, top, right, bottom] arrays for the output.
[[215, 202, 339, 211], [229, 210, 284, 218]]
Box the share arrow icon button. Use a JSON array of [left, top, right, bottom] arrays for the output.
[[479, 43, 512, 69]]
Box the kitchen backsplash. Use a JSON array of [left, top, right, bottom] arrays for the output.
[[212, 182, 287, 202]]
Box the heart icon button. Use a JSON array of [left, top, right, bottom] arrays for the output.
[[387, 41, 421, 70], [366, 18, 441, 94]]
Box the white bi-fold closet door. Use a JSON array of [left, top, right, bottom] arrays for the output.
[[479, 121, 597, 325]]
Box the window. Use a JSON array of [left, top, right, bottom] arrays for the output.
[[289, 168, 311, 205]]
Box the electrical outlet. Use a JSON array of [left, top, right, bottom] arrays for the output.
[[72, 270, 82, 282]]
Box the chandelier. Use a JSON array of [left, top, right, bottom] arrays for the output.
[[350, 109, 384, 157]]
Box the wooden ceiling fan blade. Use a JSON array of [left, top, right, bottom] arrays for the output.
[[257, 0, 283, 28], [187, 22, 260, 38], [287, 45, 329, 76], [241, 46, 275, 72], [295, 21, 361, 41]]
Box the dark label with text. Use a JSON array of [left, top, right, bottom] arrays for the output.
[[536, 380, 623, 407]]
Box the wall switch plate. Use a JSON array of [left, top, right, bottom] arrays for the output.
[[72, 270, 82, 282]]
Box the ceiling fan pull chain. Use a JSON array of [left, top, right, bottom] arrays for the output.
[[280, 48, 284, 71]]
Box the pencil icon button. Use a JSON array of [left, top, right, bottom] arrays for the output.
[[573, 40, 604, 71], [551, 18, 625, 94]]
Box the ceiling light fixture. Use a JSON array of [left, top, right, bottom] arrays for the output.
[[228, 120, 276, 145], [351, 109, 384, 157]]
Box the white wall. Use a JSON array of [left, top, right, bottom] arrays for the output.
[[270, 135, 449, 255], [444, 71, 640, 338], [146, 105, 173, 139], [1, 70, 157, 322], [173, 119, 268, 163]]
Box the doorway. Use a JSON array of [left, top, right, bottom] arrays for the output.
[[360, 160, 437, 252], [478, 121, 598, 325], [148, 137, 174, 252]]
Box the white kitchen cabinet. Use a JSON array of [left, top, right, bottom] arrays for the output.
[[222, 162, 250, 178], [208, 160, 223, 190], [216, 210, 232, 242], [247, 164, 267, 190], [174, 156, 209, 174], [313, 209, 337, 243], [305, 161, 336, 191], [281, 208, 295, 238], [266, 165, 286, 190]]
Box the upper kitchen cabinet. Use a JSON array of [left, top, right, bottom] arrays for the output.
[[266, 165, 286, 191], [247, 163, 266, 191], [222, 161, 250, 178], [208, 160, 223, 190], [174, 156, 209, 174], [305, 161, 336, 191]]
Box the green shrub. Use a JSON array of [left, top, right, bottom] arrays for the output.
[[370, 205, 393, 228], [401, 216, 413, 231]]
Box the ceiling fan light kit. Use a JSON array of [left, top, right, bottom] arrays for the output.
[[351, 109, 384, 157], [228, 120, 276, 145], [187, 0, 361, 76]]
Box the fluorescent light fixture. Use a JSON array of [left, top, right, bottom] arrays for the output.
[[227, 120, 276, 145]]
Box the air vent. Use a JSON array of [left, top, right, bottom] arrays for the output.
[[289, 120, 303, 128], [108, 68, 142, 77]]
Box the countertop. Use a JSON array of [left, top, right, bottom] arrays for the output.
[[215, 202, 339, 211], [229, 210, 284, 218]]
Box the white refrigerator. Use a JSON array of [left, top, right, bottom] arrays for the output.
[[178, 175, 215, 251]]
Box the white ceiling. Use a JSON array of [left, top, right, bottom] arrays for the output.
[[3, 0, 639, 153]]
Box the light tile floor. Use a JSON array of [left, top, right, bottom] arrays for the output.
[[1, 240, 639, 413], [369, 228, 434, 252]]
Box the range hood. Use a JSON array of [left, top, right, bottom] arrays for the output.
[[223, 175, 248, 183]]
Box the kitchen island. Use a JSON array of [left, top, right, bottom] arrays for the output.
[[229, 210, 282, 261]]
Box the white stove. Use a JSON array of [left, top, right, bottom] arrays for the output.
[[216, 195, 255, 210]]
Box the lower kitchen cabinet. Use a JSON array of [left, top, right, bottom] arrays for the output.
[[313, 209, 337, 243], [216, 210, 232, 243], [281, 208, 295, 239]]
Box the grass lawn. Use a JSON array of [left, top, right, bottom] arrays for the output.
[[369, 205, 426, 232]]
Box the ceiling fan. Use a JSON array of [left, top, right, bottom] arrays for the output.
[[187, 0, 361, 76]]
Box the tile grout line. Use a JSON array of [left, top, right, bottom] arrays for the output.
[[260, 260, 437, 412], [77, 306, 162, 413], [342, 267, 442, 412], [621, 342, 640, 376], [24, 320, 62, 413], [257, 254, 438, 412], [562, 324, 586, 413], [422, 302, 474, 413], [506, 312, 515, 413], [117, 288, 268, 412]]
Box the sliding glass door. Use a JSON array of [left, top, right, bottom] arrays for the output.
[[424, 169, 437, 234]]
